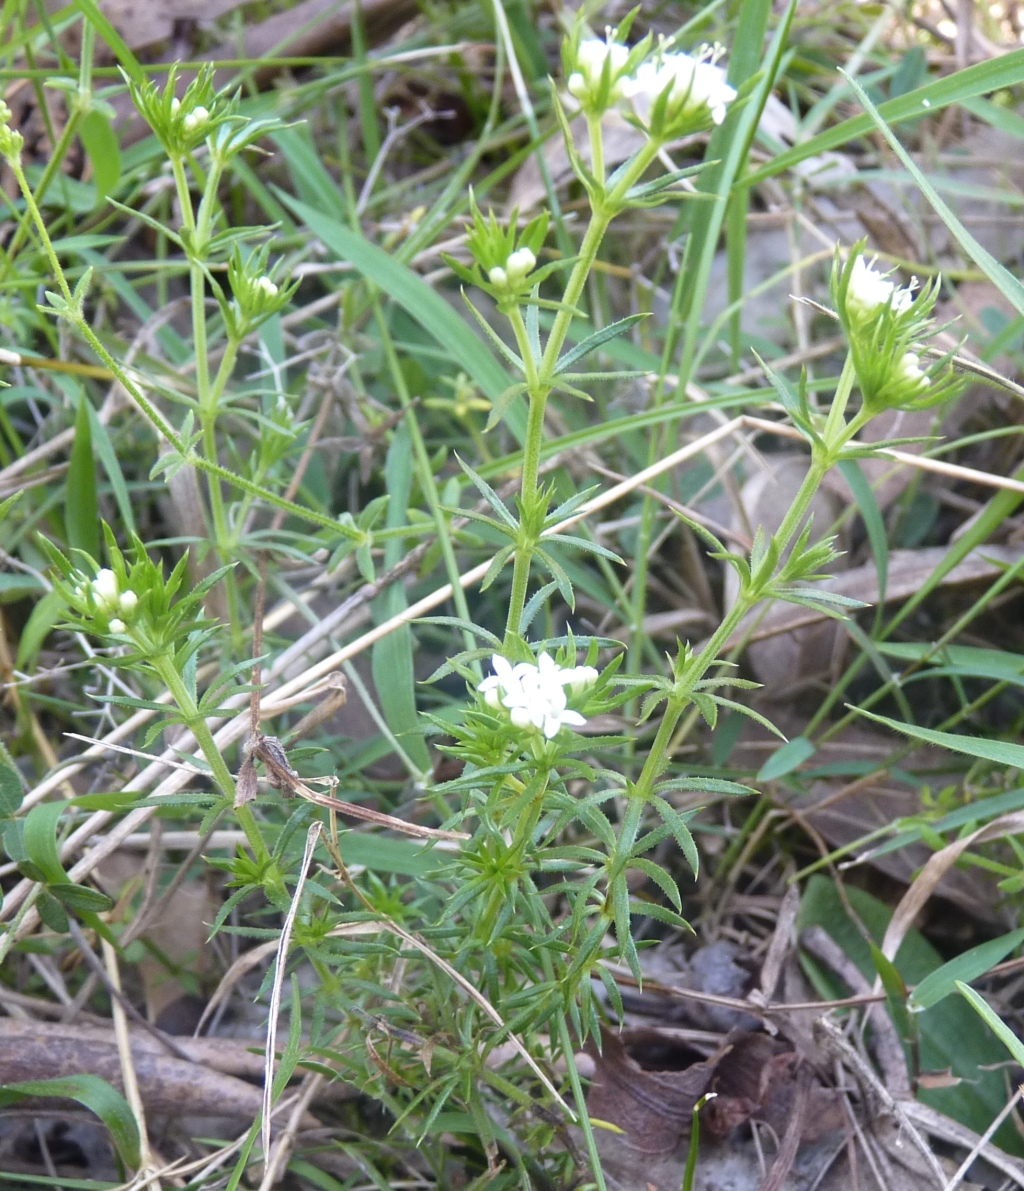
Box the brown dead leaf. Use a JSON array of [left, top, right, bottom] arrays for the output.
[[705, 1032, 844, 1144], [585, 1026, 726, 1154]]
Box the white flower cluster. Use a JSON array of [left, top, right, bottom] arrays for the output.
[[567, 34, 736, 130], [622, 44, 736, 127], [75, 568, 137, 633], [845, 256, 916, 323], [479, 653, 598, 739], [488, 247, 536, 290]]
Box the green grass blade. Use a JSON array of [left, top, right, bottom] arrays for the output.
[[912, 930, 1024, 1010], [65, 393, 99, 560], [745, 48, 1024, 189], [0, 1075, 141, 1168], [843, 70, 1024, 314]]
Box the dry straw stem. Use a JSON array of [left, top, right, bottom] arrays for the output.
[[942, 1086, 1024, 1191], [262, 821, 321, 1167], [101, 935, 156, 1188], [7, 414, 1020, 944]]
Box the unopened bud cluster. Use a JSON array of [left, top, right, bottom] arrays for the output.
[[124, 66, 219, 157], [488, 247, 536, 291], [223, 247, 291, 337], [0, 100, 24, 163], [447, 200, 550, 307], [72, 568, 139, 635], [171, 96, 211, 137]]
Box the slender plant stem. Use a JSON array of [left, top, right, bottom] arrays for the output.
[[503, 137, 663, 641], [154, 657, 270, 865]]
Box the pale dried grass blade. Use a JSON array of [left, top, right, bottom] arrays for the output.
[[881, 811, 1024, 962], [262, 821, 322, 1165]]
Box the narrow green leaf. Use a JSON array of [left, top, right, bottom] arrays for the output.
[[857, 708, 1024, 770], [957, 981, 1024, 1067], [800, 876, 1019, 1149], [651, 796, 700, 874], [869, 941, 914, 1049], [371, 424, 430, 773], [0, 763, 23, 817], [911, 930, 1024, 1011], [22, 801, 68, 886], [553, 314, 648, 376], [876, 642, 1024, 687], [838, 458, 887, 604], [843, 70, 1024, 315], [50, 882, 115, 913], [72, 0, 144, 83], [87, 398, 136, 534], [757, 736, 816, 781], [78, 110, 121, 205], [66, 394, 99, 560], [745, 49, 1024, 190], [0, 1074, 141, 1167]]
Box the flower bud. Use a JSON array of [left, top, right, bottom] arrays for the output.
[[183, 105, 210, 134], [896, 351, 927, 387], [567, 665, 599, 694], [487, 265, 508, 288], [108, 618, 126, 634], [92, 569, 119, 609], [505, 247, 536, 282], [119, 590, 139, 615], [255, 276, 279, 299]]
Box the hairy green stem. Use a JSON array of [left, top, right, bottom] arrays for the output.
[[503, 138, 662, 641], [153, 656, 270, 865]]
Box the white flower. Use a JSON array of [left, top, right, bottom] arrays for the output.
[[119, 590, 138, 615], [478, 652, 590, 739], [487, 265, 508, 288], [567, 35, 631, 106], [254, 276, 279, 299], [623, 45, 736, 128], [108, 618, 126, 634], [92, 568, 120, 610], [846, 256, 915, 322], [170, 97, 181, 116]]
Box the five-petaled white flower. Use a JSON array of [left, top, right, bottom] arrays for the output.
[[622, 45, 736, 128], [846, 256, 916, 323], [478, 653, 596, 739]]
